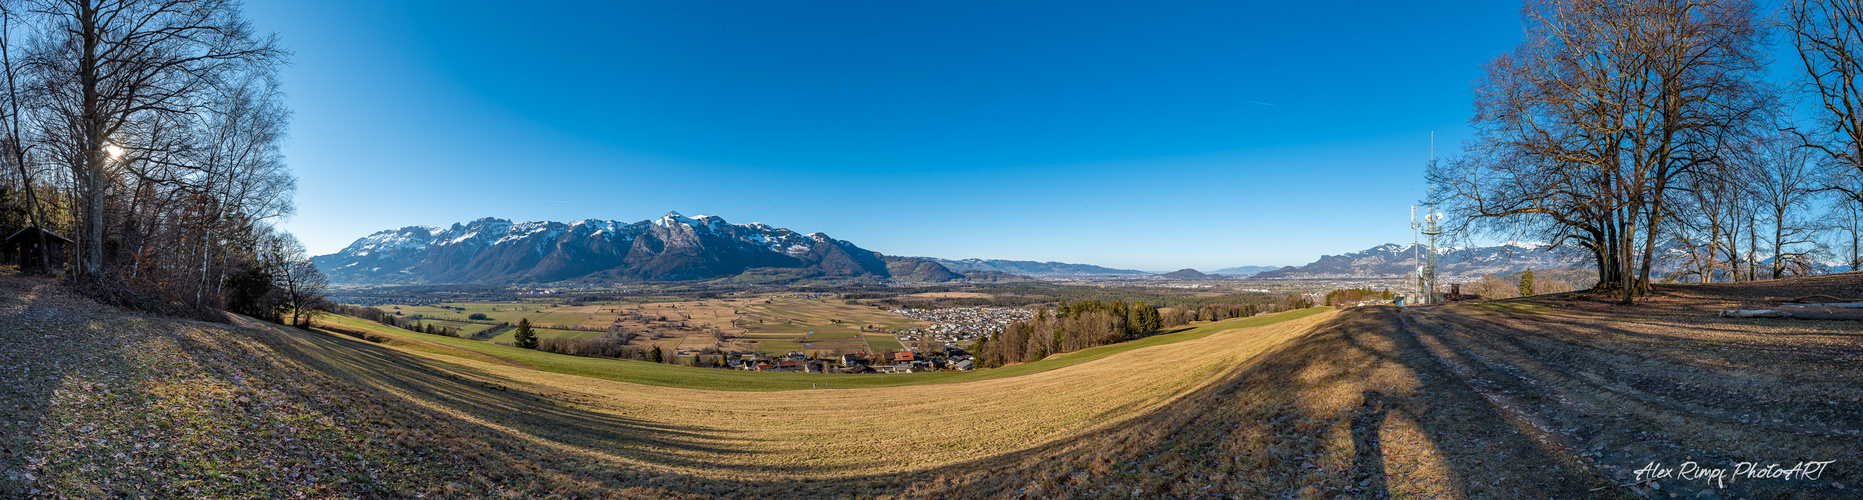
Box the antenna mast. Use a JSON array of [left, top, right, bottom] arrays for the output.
[[1420, 132, 1442, 304]]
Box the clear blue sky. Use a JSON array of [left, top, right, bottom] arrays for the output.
[[248, 0, 1528, 271]]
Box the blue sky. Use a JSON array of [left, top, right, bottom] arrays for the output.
[[249, 0, 1529, 271]]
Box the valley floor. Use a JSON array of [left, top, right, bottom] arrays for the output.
[[1, 270, 1858, 498]]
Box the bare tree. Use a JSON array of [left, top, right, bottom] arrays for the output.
[[1834, 194, 1863, 272], [29, 0, 283, 278], [1437, 0, 1771, 303], [1742, 133, 1826, 278], [1784, 0, 1863, 203], [259, 229, 325, 327]]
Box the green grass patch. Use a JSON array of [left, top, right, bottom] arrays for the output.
[[318, 307, 1327, 392]]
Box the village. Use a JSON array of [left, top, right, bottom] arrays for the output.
[[717, 347, 975, 374], [887, 306, 1034, 345]]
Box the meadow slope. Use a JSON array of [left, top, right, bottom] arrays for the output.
[[5, 270, 1856, 498], [0, 271, 1333, 497]]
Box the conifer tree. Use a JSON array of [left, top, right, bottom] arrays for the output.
[[514, 318, 538, 349], [649, 345, 664, 363], [1519, 269, 1537, 297]]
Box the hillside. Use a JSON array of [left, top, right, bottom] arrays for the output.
[[1159, 268, 1214, 279], [0, 270, 1332, 497], [312, 212, 955, 285], [6, 270, 1856, 498]]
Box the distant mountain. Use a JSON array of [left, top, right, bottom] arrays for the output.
[[1212, 266, 1278, 276], [1251, 242, 1582, 280], [1159, 268, 1215, 280], [313, 212, 960, 285], [928, 258, 1149, 276]]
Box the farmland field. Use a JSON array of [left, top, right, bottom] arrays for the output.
[[315, 307, 1330, 391], [305, 306, 1339, 477], [349, 296, 932, 356]]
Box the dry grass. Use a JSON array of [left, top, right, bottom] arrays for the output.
[[293, 307, 1337, 479], [9, 268, 1858, 498]]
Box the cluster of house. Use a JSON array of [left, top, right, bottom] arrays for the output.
[[722, 348, 975, 374], [888, 306, 1033, 345]]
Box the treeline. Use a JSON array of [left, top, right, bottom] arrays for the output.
[[1435, 0, 1863, 304], [1324, 288, 1394, 306], [328, 305, 462, 337], [864, 282, 1303, 312], [0, 1, 321, 321], [536, 331, 731, 367], [974, 294, 1317, 368], [973, 300, 1156, 367]]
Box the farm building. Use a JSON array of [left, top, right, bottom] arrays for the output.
[[4, 226, 72, 273]]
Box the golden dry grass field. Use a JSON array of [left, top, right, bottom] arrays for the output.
[[303, 308, 1336, 478]]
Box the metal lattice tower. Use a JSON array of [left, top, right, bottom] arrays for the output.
[[1410, 133, 1442, 304]]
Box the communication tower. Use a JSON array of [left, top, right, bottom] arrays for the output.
[[1410, 133, 1443, 304]]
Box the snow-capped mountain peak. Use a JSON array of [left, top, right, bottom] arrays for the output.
[[312, 214, 908, 284]]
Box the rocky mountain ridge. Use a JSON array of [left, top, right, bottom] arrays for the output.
[[313, 212, 954, 284]]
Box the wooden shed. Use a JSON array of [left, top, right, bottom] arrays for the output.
[[4, 226, 72, 273]]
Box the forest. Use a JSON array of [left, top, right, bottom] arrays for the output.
[[0, 0, 322, 322]]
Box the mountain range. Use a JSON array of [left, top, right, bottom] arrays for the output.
[[312, 212, 957, 284], [313, 212, 1618, 285], [1211, 265, 1279, 276], [927, 258, 1150, 276], [1249, 242, 1583, 280]]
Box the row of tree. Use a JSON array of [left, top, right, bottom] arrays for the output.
[[1324, 288, 1395, 307], [973, 294, 1322, 368], [0, 0, 320, 321], [1435, 0, 1863, 304]]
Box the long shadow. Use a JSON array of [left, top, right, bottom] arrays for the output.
[[1428, 304, 1863, 436], [1350, 389, 1392, 496], [215, 322, 830, 474], [813, 307, 1611, 498], [1401, 302, 1863, 499]]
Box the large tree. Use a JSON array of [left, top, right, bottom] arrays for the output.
[[1741, 133, 1826, 278], [1437, 0, 1772, 304], [1784, 0, 1863, 203], [259, 229, 325, 327], [32, 0, 284, 278]]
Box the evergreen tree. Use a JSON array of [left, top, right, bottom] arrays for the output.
[[649, 345, 664, 363], [1519, 269, 1537, 297], [513, 318, 538, 349]]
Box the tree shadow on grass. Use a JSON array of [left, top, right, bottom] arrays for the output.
[[198, 321, 809, 473]]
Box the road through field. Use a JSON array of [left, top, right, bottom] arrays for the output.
[[281, 308, 1336, 479]]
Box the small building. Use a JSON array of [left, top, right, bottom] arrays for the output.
[[4, 226, 72, 273]]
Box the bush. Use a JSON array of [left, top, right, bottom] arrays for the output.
[[469, 313, 489, 320]]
